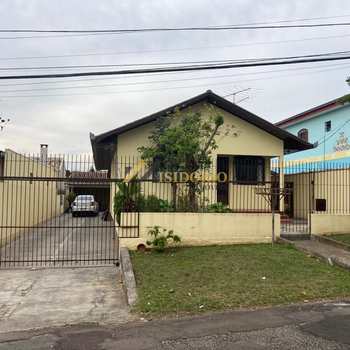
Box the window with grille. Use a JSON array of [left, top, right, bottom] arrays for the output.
[[234, 156, 265, 184]]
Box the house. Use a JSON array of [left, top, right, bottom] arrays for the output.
[[0, 148, 65, 247], [276, 94, 350, 165], [275, 95, 350, 234], [90, 90, 312, 248]]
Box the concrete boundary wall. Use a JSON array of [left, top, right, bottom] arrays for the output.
[[120, 212, 279, 250], [311, 214, 350, 235], [0, 149, 64, 247]]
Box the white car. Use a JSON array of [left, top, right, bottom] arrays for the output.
[[71, 195, 99, 217]]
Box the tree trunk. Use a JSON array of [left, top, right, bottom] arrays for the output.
[[171, 182, 177, 210], [188, 181, 197, 212]]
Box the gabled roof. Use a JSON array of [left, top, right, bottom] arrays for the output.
[[91, 90, 313, 170], [275, 94, 350, 128]]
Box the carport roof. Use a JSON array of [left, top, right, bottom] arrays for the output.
[[90, 90, 313, 170]]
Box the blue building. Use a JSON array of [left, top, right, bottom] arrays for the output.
[[276, 95, 350, 167]]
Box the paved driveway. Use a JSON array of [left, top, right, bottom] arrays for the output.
[[0, 266, 133, 333], [0, 214, 132, 333], [0, 213, 118, 267]]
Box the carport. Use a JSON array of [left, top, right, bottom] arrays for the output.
[[68, 170, 110, 211]]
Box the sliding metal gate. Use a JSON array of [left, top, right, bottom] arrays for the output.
[[0, 152, 119, 268]]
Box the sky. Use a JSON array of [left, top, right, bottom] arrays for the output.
[[0, 0, 349, 155]]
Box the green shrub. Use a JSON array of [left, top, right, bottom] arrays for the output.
[[113, 181, 144, 224], [205, 202, 233, 213], [146, 226, 181, 252], [143, 195, 173, 212], [176, 193, 193, 212]]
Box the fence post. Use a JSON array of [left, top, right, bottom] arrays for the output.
[[308, 168, 315, 235]]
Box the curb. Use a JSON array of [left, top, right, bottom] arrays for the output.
[[120, 247, 138, 306]]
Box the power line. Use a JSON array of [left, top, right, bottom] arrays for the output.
[[2, 33, 350, 62], [2, 20, 350, 39], [0, 60, 349, 98], [316, 119, 350, 147], [4, 13, 350, 34], [2, 20, 350, 33], [0, 59, 255, 71], [0, 63, 349, 88], [1, 54, 350, 80], [0, 61, 349, 88], [1, 50, 350, 71]]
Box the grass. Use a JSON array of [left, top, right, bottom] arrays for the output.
[[328, 234, 350, 246], [130, 244, 350, 316]]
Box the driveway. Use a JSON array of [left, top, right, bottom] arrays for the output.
[[0, 266, 133, 333], [0, 213, 118, 267]]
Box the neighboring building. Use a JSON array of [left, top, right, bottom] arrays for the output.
[[90, 90, 311, 247], [275, 95, 350, 228], [0, 148, 65, 247], [276, 95, 350, 165]]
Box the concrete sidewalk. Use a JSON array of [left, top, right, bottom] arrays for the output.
[[0, 302, 349, 349], [0, 267, 133, 333], [293, 238, 350, 269]]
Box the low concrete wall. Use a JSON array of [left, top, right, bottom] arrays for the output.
[[311, 214, 350, 235], [119, 212, 280, 250]]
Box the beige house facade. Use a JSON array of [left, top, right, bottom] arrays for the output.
[[91, 90, 312, 248]]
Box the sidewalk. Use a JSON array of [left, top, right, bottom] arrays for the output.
[[293, 238, 350, 269], [0, 302, 350, 349]]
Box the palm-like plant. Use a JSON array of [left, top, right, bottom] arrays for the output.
[[113, 181, 143, 224]]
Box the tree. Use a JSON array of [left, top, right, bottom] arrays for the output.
[[338, 77, 350, 104], [0, 116, 10, 131], [138, 105, 225, 210]]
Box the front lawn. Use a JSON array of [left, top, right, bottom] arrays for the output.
[[130, 244, 350, 316], [328, 234, 350, 246]]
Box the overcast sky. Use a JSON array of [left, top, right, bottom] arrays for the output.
[[0, 0, 349, 155]]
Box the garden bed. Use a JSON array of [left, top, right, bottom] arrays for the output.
[[130, 244, 350, 316]]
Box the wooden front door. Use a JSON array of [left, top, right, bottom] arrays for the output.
[[217, 156, 229, 205]]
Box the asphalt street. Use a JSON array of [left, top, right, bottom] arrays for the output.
[[0, 301, 349, 349]]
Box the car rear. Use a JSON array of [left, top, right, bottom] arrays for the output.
[[71, 195, 98, 216]]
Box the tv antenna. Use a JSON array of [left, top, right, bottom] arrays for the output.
[[223, 88, 251, 104]]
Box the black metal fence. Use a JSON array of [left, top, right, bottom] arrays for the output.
[[115, 157, 350, 236], [112, 156, 276, 215], [0, 151, 118, 267], [273, 160, 350, 234], [2, 151, 350, 267]]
